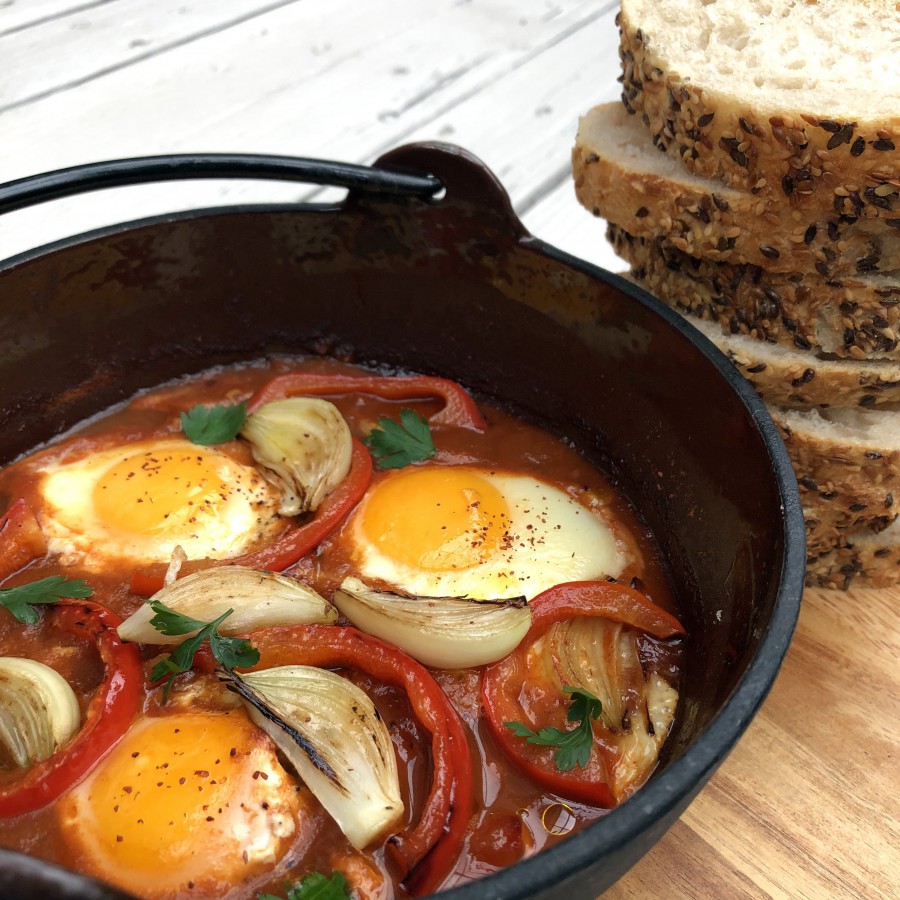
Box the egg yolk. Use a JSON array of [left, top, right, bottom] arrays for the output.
[[92, 447, 234, 538], [58, 711, 301, 898], [359, 467, 511, 572], [38, 438, 285, 569]]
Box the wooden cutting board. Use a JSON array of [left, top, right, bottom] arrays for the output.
[[606, 586, 900, 899]]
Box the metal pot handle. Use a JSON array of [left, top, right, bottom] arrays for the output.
[[0, 153, 443, 215]]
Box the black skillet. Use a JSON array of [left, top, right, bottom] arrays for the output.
[[0, 144, 805, 899]]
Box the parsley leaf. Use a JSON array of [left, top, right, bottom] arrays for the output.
[[363, 407, 435, 469], [258, 871, 351, 900], [0, 575, 93, 625], [148, 600, 260, 702], [505, 686, 602, 772], [180, 401, 247, 446]]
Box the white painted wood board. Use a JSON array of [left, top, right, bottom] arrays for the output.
[[0, 0, 620, 270]]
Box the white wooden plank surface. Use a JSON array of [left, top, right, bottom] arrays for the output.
[[0, 0, 621, 272], [1, 0, 307, 109], [0, 0, 120, 36]]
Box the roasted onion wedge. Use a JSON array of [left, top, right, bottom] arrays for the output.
[[548, 616, 678, 800], [333, 576, 532, 669], [241, 397, 353, 515], [219, 664, 404, 849], [0, 658, 80, 769], [118, 567, 337, 644]]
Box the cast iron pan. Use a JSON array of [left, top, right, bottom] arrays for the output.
[[0, 145, 805, 899]]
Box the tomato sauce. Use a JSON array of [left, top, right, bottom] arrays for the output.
[[0, 358, 684, 899]]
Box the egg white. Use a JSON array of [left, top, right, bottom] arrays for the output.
[[36, 438, 284, 570], [347, 468, 626, 601], [57, 711, 302, 898]]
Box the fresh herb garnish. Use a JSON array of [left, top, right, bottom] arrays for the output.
[[148, 600, 260, 702], [0, 576, 93, 625], [180, 401, 247, 446], [363, 407, 435, 469], [258, 871, 351, 900], [505, 686, 603, 772]]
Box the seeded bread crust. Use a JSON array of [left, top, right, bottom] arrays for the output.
[[618, 7, 900, 219], [769, 406, 900, 546], [806, 523, 900, 590], [803, 502, 897, 558], [574, 104, 900, 277], [609, 224, 900, 361], [687, 318, 900, 410]]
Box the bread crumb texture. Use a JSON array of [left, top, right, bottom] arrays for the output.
[[618, 0, 900, 199]]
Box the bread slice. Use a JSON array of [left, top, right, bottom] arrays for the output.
[[806, 519, 900, 589], [574, 103, 900, 276], [609, 223, 900, 361], [688, 317, 900, 410], [617, 0, 900, 218], [770, 405, 900, 544]]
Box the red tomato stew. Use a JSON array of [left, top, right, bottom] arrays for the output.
[[0, 358, 685, 900]]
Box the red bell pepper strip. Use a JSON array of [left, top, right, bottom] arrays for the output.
[[130, 437, 373, 596], [0, 500, 47, 583], [0, 599, 142, 816], [521, 580, 685, 643], [482, 581, 684, 807], [247, 372, 486, 430], [204, 624, 473, 896]]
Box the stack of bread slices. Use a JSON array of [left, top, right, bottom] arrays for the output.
[[573, 0, 900, 589]]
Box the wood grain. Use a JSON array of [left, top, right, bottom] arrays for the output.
[[607, 586, 900, 899]]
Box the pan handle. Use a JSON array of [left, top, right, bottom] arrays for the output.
[[0, 153, 443, 215]]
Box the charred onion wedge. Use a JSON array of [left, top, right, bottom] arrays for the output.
[[333, 576, 532, 669], [219, 664, 404, 849], [241, 397, 353, 515], [118, 567, 337, 644]]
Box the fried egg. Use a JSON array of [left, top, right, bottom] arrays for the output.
[[37, 439, 284, 570], [58, 711, 302, 898], [347, 466, 625, 600]]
